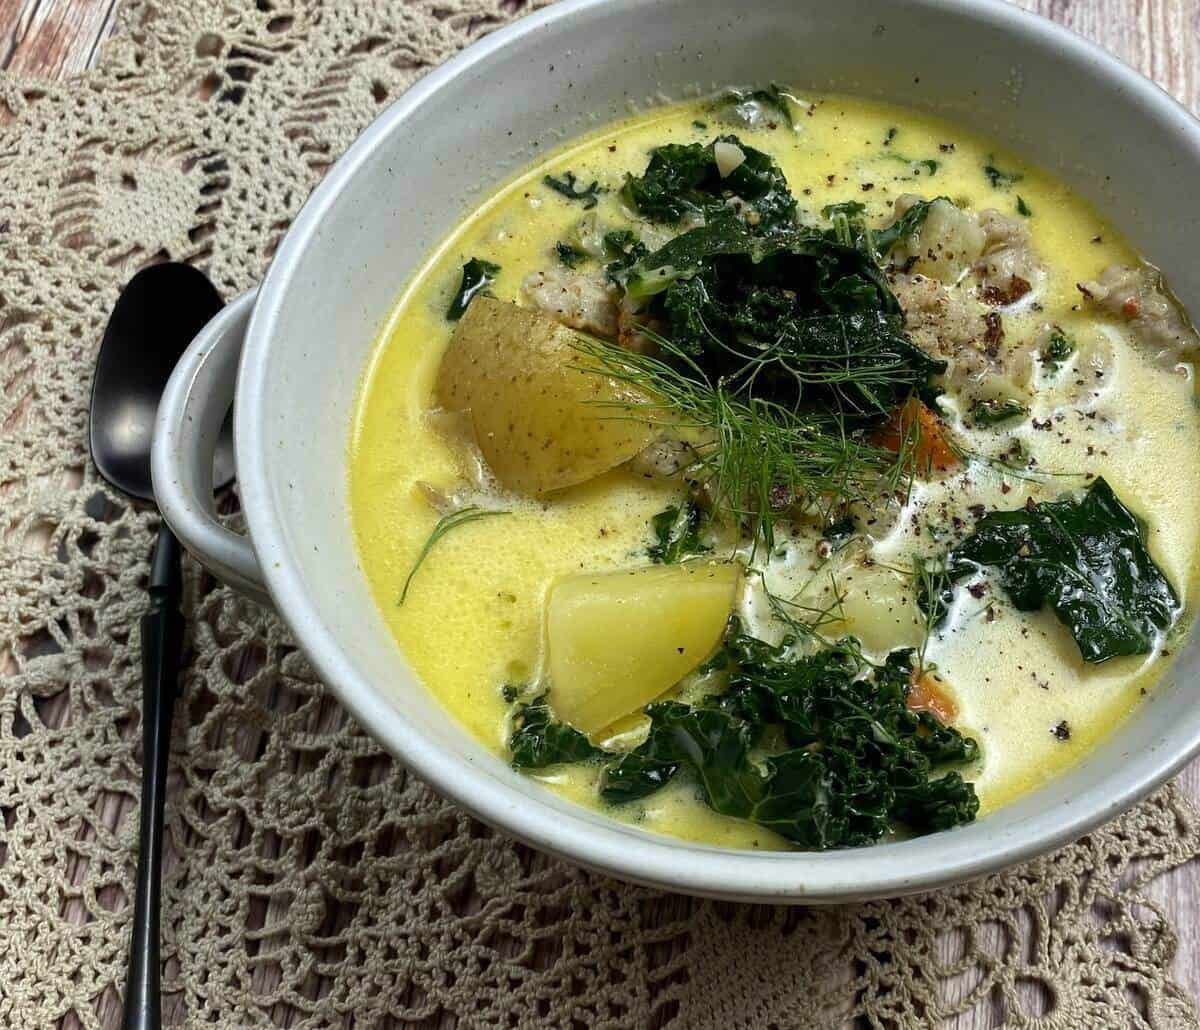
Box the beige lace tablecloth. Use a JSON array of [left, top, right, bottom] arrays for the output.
[[2, 2, 1200, 1026]]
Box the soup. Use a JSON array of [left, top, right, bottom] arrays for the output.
[[350, 88, 1200, 850]]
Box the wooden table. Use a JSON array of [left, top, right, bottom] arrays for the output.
[[4, 0, 1198, 1025]]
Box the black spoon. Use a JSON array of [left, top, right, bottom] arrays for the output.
[[89, 263, 234, 1030]]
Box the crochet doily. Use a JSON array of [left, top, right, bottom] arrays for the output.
[[2, 2, 1199, 1027]]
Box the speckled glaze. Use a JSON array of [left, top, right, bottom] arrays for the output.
[[153, 0, 1200, 902]]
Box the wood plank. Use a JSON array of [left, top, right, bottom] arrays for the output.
[[0, 0, 122, 79]]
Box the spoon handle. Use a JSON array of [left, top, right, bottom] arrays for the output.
[[123, 524, 184, 1030]]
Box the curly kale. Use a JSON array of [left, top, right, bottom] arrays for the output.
[[593, 629, 979, 848], [509, 694, 605, 769], [508, 623, 979, 849], [622, 135, 797, 233]]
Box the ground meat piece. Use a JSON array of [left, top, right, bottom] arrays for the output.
[[974, 209, 1043, 300], [891, 272, 989, 375], [891, 273, 1033, 400], [522, 267, 619, 338], [1077, 263, 1199, 366]]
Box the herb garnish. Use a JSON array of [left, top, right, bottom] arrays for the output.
[[647, 500, 711, 563], [399, 506, 509, 604], [446, 258, 500, 321], [1016, 195, 1033, 217], [507, 623, 979, 848], [924, 478, 1179, 662], [543, 170, 605, 209]]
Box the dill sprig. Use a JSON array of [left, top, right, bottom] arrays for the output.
[[577, 331, 919, 552], [910, 555, 950, 675], [399, 506, 509, 605]]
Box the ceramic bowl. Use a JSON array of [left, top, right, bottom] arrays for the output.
[[152, 0, 1200, 902]]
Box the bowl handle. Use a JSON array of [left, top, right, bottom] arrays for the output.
[[152, 289, 271, 607]]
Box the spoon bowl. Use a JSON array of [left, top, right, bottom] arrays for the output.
[[91, 263, 233, 500]]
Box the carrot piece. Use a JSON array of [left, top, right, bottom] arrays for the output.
[[875, 397, 959, 474], [907, 671, 959, 724]]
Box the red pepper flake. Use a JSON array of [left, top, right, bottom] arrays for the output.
[[1122, 297, 1142, 318]]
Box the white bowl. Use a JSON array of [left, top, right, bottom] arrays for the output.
[[152, 0, 1200, 902]]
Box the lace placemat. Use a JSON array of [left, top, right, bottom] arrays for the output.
[[1, 1, 1198, 1026]]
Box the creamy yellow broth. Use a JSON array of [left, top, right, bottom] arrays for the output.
[[350, 92, 1200, 849]]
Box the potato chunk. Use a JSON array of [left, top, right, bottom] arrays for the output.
[[434, 297, 654, 494], [546, 562, 742, 735], [825, 562, 924, 655]]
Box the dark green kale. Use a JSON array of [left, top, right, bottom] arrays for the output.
[[969, 397, 1028, 427], [596, 632, 979, 848], [602, 228, 648, 275], [1041, 328, 1076, 372], [710, 84, 795, 129], [870, 197, 945, 260], [543, 170, 605, 209], [647, 500, 711, 563], [983, 160, 1023, 189], [446, 257, 500, 321], [1017, 195, 1033, 217], [928, 478, 1179, 663], [556, 241, 587, 269], [620, 214, 944, 418], [509, 694, 606, 769], [621, 135, 797, 233]]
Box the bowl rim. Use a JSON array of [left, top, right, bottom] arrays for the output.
[[235, 0, 1200, 901]]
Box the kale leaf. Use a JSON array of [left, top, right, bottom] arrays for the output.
[[544, 170, 605, 209], [509, 694, 606, 769], [594, 628, 979, 848], [446, 257, 500, 321], [621, 135, 797, 233], [620, 214, 945, 417], [932, 478, 1179, 663], [556, 241, 587, 268], [870, 197, 942, 260], [602, 228, 649, 276], [647, 500, 711, 563]]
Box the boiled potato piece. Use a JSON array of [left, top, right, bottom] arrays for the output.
[[546, 562, 742, 735], [434, 297, 654, 494], [824, 561, 923, 655]]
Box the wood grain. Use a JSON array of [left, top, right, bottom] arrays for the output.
[[2, 1, 1198, 1027]]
